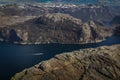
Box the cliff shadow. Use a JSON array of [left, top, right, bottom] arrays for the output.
[[8, 29, 22, 43]]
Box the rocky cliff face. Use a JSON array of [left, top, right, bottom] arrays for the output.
[[110, 16, 120, 36], [114, 26, 120, 36], [111, 16, 120, 27], [11, 44, 120, 80], [0, 13, 112, 44]]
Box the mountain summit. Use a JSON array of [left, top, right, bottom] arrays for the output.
[[0, 13, 112, 44]]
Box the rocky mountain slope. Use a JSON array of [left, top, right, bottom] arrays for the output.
[[0, 13, 112, 44], [111, 16, 120, 26], [114, 26, 120, 36], [110, 16, 120, 36], [0, 4, 120, 22], [11, 44, 120, 80], [0, 16, 36, 27]]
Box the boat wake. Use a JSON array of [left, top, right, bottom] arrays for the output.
[[32, 53, 44, 56]]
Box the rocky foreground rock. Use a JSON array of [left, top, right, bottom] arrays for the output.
[[11, 44, 120, 80], [0, 13, 112, 44]]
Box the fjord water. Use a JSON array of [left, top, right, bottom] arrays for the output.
[[0, 35, 120, 80]]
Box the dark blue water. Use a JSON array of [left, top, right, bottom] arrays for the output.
[[0, 35, 120, 80]]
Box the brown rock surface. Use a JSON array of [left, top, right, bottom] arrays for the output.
[[0, 13, 112, 44], [11, 44, 120, 80], [0, 16, 36, 27]]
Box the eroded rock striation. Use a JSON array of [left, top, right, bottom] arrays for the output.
[[11, 44, 120, 80], [0, 13, 112, 44]]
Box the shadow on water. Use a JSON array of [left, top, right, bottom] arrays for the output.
[[0, 35, 120, 80]]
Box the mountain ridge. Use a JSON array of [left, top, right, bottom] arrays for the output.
[[0, 13, 112, 44], [1, 4, 120, 22], [0, 0, 120, 5]]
